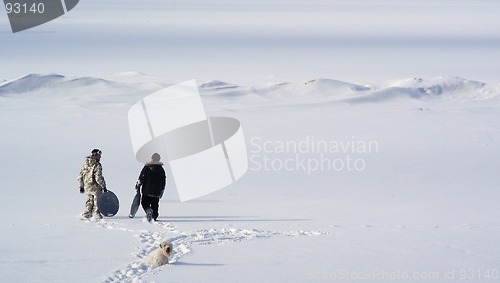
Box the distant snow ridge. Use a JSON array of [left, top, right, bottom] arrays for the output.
[[200, 80, 239, 90], [303, 78, 370, 92], [198, 76, 499, 104], [343, 76, 499, 104], [254, 78, 370, 100], [199, 80, 249, 99], [1, 73, 498, 103], [96, 220, 324, 283], [422, 77, 498, 100], [0, 73, 124, 96], [0, 74, 65, 94]]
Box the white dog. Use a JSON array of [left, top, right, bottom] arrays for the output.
[[143, 241, 173, 267]]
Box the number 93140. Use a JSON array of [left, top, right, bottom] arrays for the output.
[[5, 2, 45, 14]]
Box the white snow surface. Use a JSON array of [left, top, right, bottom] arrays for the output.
[[1, 73, 500, 282]]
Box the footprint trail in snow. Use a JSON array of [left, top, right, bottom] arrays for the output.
[[92, 219, 325, 283]]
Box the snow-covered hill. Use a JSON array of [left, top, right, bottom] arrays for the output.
[[198, 76, 500, 106], [2, 74, 498, 102], [0, 73, 158, 96], [1, 73, 500, 283]]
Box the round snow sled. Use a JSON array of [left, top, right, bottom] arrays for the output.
[[97, 190, 120, 217]]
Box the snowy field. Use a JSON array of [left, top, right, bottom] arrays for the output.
[[1, 74, 500, 283], [1, 1, 500, 283]]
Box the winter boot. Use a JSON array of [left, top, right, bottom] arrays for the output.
[[81, 212, 92, 219], [146, 208, 153, 223], [93, 206, 103, 220], [93, 212, 103, 220]]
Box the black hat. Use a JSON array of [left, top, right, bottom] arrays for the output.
[[91, 149, 102, 159]]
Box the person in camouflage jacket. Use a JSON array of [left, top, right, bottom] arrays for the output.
[[78, 149, 107, 219]]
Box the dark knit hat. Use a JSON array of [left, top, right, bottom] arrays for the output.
[[91, 148, 102, 159]]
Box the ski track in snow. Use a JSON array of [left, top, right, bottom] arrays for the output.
[[82, 219, 325, 283]]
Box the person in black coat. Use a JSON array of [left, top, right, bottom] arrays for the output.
[[136, 153, 166, 222]]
